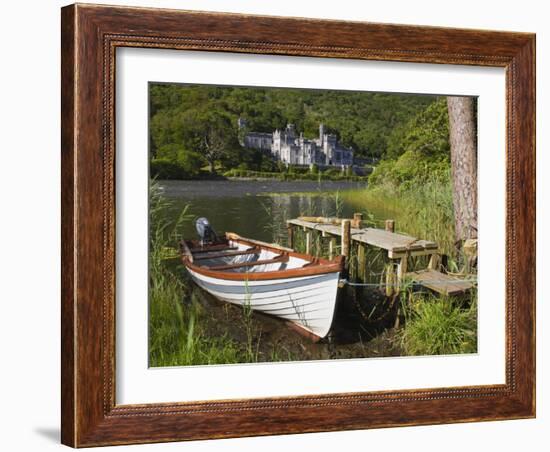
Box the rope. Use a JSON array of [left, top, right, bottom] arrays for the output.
[[349, 284, 398, 324], [340, 279, 478, 287]]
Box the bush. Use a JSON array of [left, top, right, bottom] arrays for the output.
[[260, 157, 277, 172], [150, 158, 188, 179], [368, 152, 449, 190], [153, 144, 204, 179], [176, 150, 204, 177], [323, 167, 341, 176]]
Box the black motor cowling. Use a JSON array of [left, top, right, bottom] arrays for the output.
[[195, 217, 218, 246]]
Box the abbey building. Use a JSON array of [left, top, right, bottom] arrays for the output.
[[238, 118, 354, 167]]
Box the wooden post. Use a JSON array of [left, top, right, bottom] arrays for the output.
[[341, 219, 351, 269], [353, 212, 363, 229], [385, 264, 396, 297], [305, 231, 311, 255], [385, 219, 395, 233], [329, 238, 336, 260], [287, 224, 294, 249], [357, 243, 366, 282], [397, 256, 408, 284], [428, 253, 440, 271]]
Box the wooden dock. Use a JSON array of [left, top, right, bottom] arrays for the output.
[[287, 218, 438, 258], [286, 215, 474, 296], [406, 269, 474, 296]]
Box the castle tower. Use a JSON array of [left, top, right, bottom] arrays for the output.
[[319, 123, 325, 143], [286, 123, 296, 137], [237, 117, 247, 129]]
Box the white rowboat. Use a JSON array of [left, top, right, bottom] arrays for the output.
[[180, 232, 344, 340]]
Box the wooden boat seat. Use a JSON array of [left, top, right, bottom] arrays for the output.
[[193, 247, 259, 261], [189, 244, 237, 254], [205, 254, 289, 271]]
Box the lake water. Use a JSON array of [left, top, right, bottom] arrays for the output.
[[159, 179, 393, 243], [156, 179, 403, 360]]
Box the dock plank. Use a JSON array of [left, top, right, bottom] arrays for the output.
[[406, 269, 474, 295], [287, 219, 438, 255]]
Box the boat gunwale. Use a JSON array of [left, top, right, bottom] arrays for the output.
[[180, 234, 344, 281]]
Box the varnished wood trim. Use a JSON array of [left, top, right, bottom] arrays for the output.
[[61, 3, 536, 447], [185, 257, 342, 281], [61, 4, 77, 447], [183, 237, 343, 280]]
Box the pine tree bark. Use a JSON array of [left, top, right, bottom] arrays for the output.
[[447, 96, 478, 243]]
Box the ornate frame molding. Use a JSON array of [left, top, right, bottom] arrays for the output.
[[61, 4, 535, 447]]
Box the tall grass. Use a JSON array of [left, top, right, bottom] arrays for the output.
[[149, 183, 296, 366], [345, 175, 477, 355], [395, 292, 477, 356], [149, 184, 244, 366], [341, 173, 455, 257]]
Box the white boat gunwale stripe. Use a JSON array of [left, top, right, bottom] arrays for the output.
[[186, 268, 339, 286], [187, 270, 338, 293]]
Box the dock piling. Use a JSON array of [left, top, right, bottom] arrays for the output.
[[353, 212, 363, 229], [284, 217, 473, 297], [287, 224, 294, 249], [341, 219, 351, 269], [328, 238, 336, 259], [357, 243, 366, 281]]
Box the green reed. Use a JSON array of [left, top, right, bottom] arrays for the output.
[[394, 287, 478, 356]]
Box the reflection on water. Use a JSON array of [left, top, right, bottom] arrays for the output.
[[160, 179, 393, 243]]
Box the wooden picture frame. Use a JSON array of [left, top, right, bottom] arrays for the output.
[[61, 3, 535, 447]]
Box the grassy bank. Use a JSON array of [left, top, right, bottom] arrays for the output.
[[223, 168, 369, 182], [148, 184, 298, 366], [149, 186, 244, 366]]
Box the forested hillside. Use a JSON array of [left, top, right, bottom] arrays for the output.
[[149, 83, 444, 179]]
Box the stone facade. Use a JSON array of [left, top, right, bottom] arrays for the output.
[[239, 119, 353, 167]]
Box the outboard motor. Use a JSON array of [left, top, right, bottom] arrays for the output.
[[195, 217, 218, 246]]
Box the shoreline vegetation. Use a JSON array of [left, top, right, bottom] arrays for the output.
[[148, 85, 478, 366], [150, 162, 371, 183], [149, 174, 477, 367]]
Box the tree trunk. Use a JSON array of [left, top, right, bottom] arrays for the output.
[[447, 96, 478, 243]]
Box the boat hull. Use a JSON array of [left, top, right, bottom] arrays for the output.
[[186, 268, 340, 339]]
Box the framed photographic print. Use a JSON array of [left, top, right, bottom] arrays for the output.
[[61, 3, 535, 447]]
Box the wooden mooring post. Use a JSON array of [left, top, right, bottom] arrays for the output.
[[384, 219, 399, 295], [305, 230, 312, 255], [353, 212, 363, 229], [328, 237, 336, 259], [341, 219, 351, 270], [357, 243, 366, 281], [287, 224, 294, 249]]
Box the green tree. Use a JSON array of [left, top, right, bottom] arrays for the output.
[[369, 98, 451, 188], [180, 108, 240, 173], [149, 83, 437, 164]]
